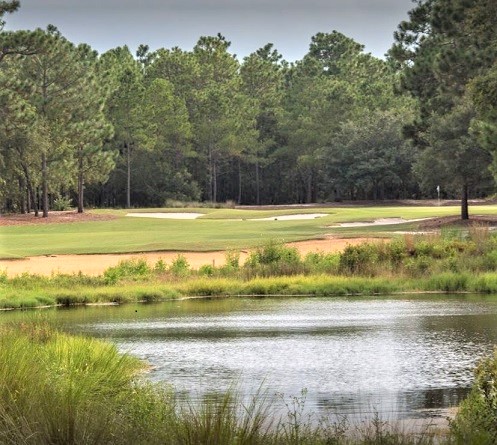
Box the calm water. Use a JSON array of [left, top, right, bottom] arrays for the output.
[[4, 295, 497, 422]]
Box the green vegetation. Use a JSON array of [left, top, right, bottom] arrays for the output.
[[2, 0, 497, 216], [0, 321, 463, 444], [451, 350, 497, 444], [3, 205, 497, 258], [5, 228, 497, 309], [3, 320, 497, 444]]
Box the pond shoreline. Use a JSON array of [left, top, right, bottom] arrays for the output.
[[0, 283, 493, 312]]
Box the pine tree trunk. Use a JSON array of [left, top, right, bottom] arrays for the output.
[[208, 144, 213, 202], [238, 159, 242, 204], [306, 173, 312, 204], [126, 142, 131, 209], [77, 145, 84, 213], [19, 178, 26, 214], [42, 152, 48, 218], [255, 160, 260, 205], [461, 183, 469, 220], [213, 161, 218, 203]]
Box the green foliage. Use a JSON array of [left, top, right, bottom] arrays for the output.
[[451, 349, 497, 444], [52, 195, 73, 211], [198, 264, 215, 276], [0, 322, 142, 445], [244, 241, 304, 277], [103, 258, 152, 284], [339, 243, 380, 275], [169, 254, 190, 277], [303, 251, 340, 274], [154, 258, 167, 273]]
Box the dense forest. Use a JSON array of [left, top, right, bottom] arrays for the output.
[[0, 0, 496, 218]]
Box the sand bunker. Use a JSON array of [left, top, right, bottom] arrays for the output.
[[338, 218, 428, 228], [126, 212, 204, 219], [0, 238, 376, 277], [251, 214, 328, 221]]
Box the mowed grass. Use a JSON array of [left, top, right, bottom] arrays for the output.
[[2, 204, 497, 258]]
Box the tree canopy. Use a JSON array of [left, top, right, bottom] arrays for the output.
[[1, 1, 496, 216]]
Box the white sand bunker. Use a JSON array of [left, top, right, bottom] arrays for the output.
[[126, 212, 203, 219], [338, 217, 428, 228], [251, 213, 328, 221]]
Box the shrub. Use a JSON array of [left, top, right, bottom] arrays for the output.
[[224, 250, 240, 270], [451, 350, 497, 444], [103, 258, 152, 284], [154, 259, 167, 274], [244, 241, 304, 277], [170, 254, 190, 277], [52, 195, 73, 211], [303, 252, 340, 274], [199, 264, 215, 276], [338, 243, 379, 275]]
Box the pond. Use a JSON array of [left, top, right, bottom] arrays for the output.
[[4, 295, 497, 423]]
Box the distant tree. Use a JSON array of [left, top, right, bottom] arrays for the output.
[[17, 29, 112, 216], [415, 98, 493, 217], [191, 34, 258, 202], [241, 44, 286, 204], [101, 46, 144, 208], [325, 110, 417, 200], [68, 46, 115, 213], [138, 78, 200, 202], [391, 0, 497, 218]]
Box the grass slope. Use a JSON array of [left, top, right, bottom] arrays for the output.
[[2, 204, 497, 258]]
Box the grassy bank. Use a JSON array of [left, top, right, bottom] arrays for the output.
[[0, 322, 462, 444], [4, 227, 497, 309]]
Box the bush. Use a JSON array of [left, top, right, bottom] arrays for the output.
[[170, 254, 190, 277], [339, 243, 379, 275], [451, 351, 497, 444], [303, 252, 340, 274], [244, 241, 304, 277], [154, 259, 167, 274], [52, 195, 73, 211], [103, 258, 152, 284], [199, 264, 215, 276]]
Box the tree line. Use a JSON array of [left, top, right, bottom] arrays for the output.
[[1, 0, 496, 218]]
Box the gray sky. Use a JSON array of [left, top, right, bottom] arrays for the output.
[[5, 0, 414, 61]]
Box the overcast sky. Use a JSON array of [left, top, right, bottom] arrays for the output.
[[5, 0, 414, 61]]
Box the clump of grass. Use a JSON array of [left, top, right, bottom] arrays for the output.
[[0, 322, 142, 445]]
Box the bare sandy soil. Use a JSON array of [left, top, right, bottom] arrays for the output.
[[0, 238, 376, 277]]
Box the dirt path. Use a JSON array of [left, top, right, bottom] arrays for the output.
[[0, 238, 377, 277]]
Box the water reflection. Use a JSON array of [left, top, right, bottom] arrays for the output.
[[2, 295, 497, 421]]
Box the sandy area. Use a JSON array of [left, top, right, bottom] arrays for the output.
[[0, 238, 376, 277], [338, 218, 429, 228]]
